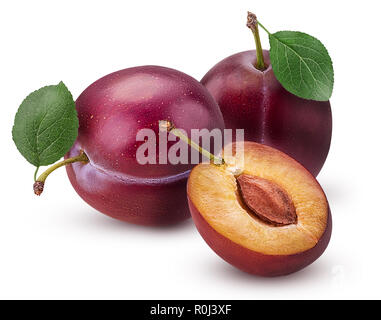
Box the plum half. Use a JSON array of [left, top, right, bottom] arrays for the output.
[[65, 66, 225, 225], [187, 142, 331, 276]]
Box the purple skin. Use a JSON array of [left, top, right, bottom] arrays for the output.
[[201, 50, 332, 176], [66, 66, 225, 225]]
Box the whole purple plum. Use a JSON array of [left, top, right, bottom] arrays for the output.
[[201, 50, 332, 176], [66, 66, 224, 225]]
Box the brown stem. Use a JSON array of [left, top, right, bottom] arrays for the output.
[[247, 12, 267, 71]]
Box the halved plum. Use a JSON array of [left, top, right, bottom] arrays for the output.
[[187, 142, 331, 276]]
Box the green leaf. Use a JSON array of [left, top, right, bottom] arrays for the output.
[[269, 31, 334, 101], [12, 82, 79, 167]]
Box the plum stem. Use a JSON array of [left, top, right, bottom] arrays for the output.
[[247, 12, 267, 71], [33, 151, 89, 196], [159, 120, 225, 166]]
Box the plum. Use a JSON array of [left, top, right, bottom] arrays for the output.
[[65, 66, 224, 225], [201, 50, 332, 177], [187, 142, 332, 276], [161, 122, 331, 276], [201, 12, 332, 177]]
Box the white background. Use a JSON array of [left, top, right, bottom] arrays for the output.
[[0, 0, 380, 300]]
